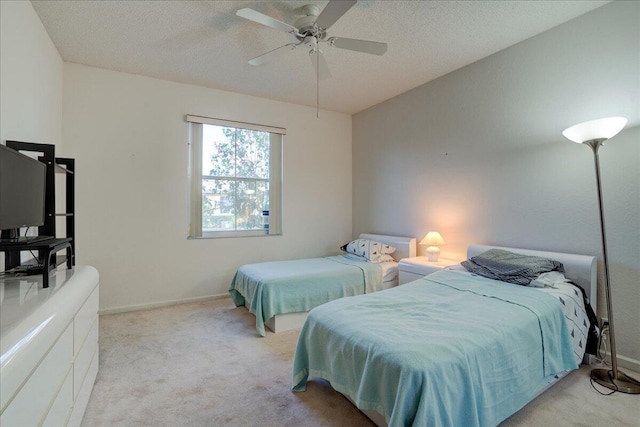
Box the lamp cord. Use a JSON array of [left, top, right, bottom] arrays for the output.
[[25, 226, 43, 263], [590, 371, 619, 395], [596, 325, 611, 367], [590, 325, 618, 394]]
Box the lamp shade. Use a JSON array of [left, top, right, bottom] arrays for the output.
[[420, 231, 445, 246], [562, 117, 628, 144]]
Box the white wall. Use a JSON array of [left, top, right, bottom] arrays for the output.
[[353, 2, 639, 368], [0, 1, 64, 269], [0, 0, 63, 147], [62, 63, 352, 312]]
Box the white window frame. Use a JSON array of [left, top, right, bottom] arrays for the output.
[[186, 115, 284, 239]]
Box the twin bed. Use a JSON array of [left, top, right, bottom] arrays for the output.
[[228, 237, 597, 425], [292, 244, 597, 426], [229, 234, 417, 336]]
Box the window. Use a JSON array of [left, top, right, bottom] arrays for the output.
[[186, 115, 284, 238]]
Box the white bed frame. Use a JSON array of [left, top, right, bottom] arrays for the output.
[[467, 245, 597, 309], [254, 233, 417, 334], [352, 244, 598, 427]]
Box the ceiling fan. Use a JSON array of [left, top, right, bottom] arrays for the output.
[[236, 0, 388, 114]]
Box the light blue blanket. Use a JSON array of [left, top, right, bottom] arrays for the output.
[[229, 255, 382, 336], [292, 269, 577, 427]]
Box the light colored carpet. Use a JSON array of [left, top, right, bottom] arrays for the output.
[[82, 299, 639, 426]]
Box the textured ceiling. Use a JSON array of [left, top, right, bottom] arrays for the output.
[[32, 0, 609, 114]]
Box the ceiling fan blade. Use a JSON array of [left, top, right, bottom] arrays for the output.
[[329, 37, 387, 55], [236, 8, 298, 34], [314, 0, 357, 30], [309, 50, 332, 80], [249, 43, 299, 66]]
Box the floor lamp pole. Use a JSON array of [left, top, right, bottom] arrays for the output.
[[586, 139, 640, 394]]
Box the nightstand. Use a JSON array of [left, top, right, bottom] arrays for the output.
[[398, 256, 460, 285]]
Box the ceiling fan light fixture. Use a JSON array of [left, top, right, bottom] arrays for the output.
[[304, 35, 318, 49]]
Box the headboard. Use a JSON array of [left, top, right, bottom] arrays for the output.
[[359, 234, 417, 262], [467, 245, 597, 310]]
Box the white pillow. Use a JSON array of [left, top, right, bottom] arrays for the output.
[[340, 239, 396, 263], [529, 271, 569, 288]]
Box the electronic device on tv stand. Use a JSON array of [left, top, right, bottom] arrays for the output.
[[0, 144, 48, 268], [0, 144, 47, 230]]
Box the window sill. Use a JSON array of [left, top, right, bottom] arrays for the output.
[[188, 230, 281, 239]]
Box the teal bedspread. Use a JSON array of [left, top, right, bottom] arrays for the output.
[[229, 255, 382, 336], [292, 269, 577, 427]]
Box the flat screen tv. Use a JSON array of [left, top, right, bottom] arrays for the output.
[[0, 144, 47, 232]]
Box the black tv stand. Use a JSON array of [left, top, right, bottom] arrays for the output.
[[0, 238, 72, 288], [0, 235, 54, 245], [1, 141, 76, 288]]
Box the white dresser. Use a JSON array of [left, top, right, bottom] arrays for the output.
[[1, 266, 99, 427]]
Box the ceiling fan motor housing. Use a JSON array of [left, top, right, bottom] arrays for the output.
[[301, 4, 320, 17], [295, 14, 327, 41]]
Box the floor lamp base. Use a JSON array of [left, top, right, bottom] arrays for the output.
[[590, 368, 640, 394]]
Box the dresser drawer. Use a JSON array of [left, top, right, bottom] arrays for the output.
[[74, 286, 99, 355], [68, 349, 98, 427], [42, 369, 73, 427], [1, 323, 73, 426], [74, 316, 98, 399]]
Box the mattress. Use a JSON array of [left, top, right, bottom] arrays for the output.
[[380, 261, 398, 282], [293, 269, 578, 426]]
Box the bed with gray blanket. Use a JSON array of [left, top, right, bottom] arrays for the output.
[[292, 244, 597, 427]]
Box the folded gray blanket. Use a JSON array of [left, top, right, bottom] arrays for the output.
[[461, 249, 564, 286]]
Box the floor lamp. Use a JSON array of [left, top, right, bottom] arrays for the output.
[[562, 116, 640, 394]]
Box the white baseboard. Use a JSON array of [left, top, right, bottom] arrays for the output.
[[617, 353, 640, 373], [99, 293, 231, 315], [597, 351, 640, 373]]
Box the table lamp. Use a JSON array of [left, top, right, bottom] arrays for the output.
[[420, 231, 445, 262]]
